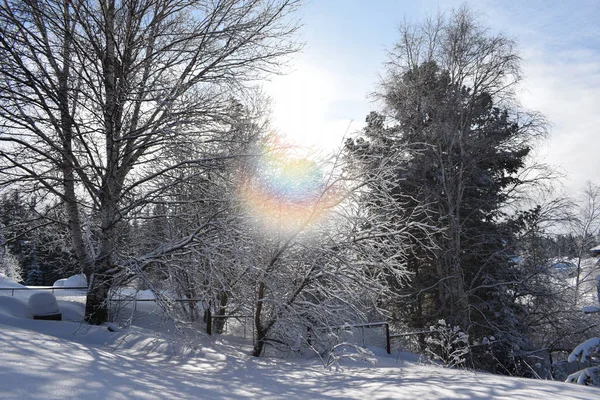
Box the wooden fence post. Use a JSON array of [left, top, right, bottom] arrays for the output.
[[206, 308, 212, 335], [385, 323, 391, 354]]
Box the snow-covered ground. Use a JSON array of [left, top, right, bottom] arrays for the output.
[[1, 295, 600, 399]]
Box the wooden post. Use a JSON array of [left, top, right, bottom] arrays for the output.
[[206, 308, 212, 335], [385, 323, 391, 354]]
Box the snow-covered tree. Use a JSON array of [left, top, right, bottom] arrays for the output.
[[0, 247, 22, 282], [425, 320, 470, 368], [347, 6, 548, 372]]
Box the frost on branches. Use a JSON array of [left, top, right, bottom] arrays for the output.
[[425, 320, 470, 368], [0, 250, 21, 282]]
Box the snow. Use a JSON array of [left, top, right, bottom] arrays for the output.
[[111, 288, 180, 300], [1, 297, 600, 399], [28, 292, 60, 317], [53, 279, 66, 287], [52, 274, 87, 288], [566, 367, 600, 386], [112, 288, 158, 300], [63, 274, 87, 288], [0, 273, 26, 289]]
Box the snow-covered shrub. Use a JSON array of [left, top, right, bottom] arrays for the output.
[[566, 337, 600, 386], [564, 273, 600, 387], [0, 273, 25, 288], [324, 342, 377, 371], [566, 367, 600, 386], [425, 320, 470, 368], [28, 292, 61, 317]]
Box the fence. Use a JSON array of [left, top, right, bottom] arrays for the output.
[[316, 322, 391, 354], [0, 289, 450, 357], [0, 286, 88, 297], [108, 297, 208, 328], [0, 286, 88, 321], [108, 298, 257, 340], [0, 286, 88, 307]]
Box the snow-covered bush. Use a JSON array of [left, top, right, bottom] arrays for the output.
[[565, 337, 600, 386], [0, 273, 25, 288], [566, 366, 600, 386], [565, 275, 600, 386], [324, 343, 377, 371], [569, 337, 600, 364], [425, 320, 470, 368]]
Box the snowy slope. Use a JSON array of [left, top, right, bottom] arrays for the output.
[[1, 297, 600, 399]]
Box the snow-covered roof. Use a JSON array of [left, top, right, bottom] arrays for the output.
[[590, 244, 600, 252]]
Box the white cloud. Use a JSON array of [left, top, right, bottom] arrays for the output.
[[518, 48, 600, 192]]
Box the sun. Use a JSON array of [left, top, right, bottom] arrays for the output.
[[264, 62, 354, 151]]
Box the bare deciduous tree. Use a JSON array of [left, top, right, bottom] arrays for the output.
[[571, 182, 600, 297], [0, 0, 300, 324]]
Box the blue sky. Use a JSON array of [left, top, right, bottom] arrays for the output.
[[265, 0, 600, 193]]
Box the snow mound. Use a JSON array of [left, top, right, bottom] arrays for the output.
[[28, 292, 61, 317], [53, 278, 67, 287], [64, 273, 87, 288], [0, 295, 32, 318], [0, 273, 25, 289]]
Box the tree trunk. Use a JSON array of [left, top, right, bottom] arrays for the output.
[[85, 272, 113, 325], [214, 291, 229, 334], [253, 280, 266, 356]]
